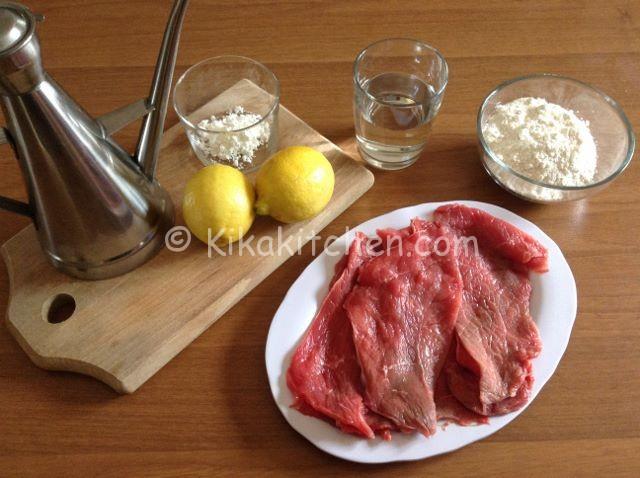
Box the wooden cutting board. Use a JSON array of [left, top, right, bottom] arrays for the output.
[[2, 81, 374, 393]]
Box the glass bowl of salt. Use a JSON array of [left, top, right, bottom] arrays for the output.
[[173, 56, 279, 171], [477, 74, 635, 203]]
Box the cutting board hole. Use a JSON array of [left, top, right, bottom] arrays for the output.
[[46, 294, 76, 324]]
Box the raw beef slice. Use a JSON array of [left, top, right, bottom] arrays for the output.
[[286, 233, 394, 439], [344, 221, 464, 437], [434, 340, 489, 426], [434, 204, 547, 416]]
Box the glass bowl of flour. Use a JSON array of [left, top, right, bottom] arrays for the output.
[[174, 56, 279, 171], [477, 74, 635, 203]]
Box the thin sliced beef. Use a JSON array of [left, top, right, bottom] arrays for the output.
[[344, 221, 463, 437], [434, 204, 546, 416], [286, 233, 394, 439], [434, 204, 548, 273], [434, 339, 489, 426], [373, 226, 412, 253], [288, 203, 548, 440]]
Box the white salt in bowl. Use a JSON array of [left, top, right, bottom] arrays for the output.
[[477, 74, 635, 203], [173, 56, 280, 171]]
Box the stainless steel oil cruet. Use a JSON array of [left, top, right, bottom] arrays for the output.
[[0, 0, 189, 279]]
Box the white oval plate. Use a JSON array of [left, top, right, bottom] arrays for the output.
[[265, 201, 577, 463]]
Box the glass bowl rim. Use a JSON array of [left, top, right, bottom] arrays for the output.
[[173, 55, 280, 134], [352, 37, 449, 109], [477, 73, 636, 191]]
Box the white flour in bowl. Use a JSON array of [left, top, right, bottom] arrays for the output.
[[483, 97, 597, 187]]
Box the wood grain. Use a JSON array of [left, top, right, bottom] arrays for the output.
[[0, 0, 639, 476]]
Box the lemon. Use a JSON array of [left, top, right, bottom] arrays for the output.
[[182, 164, 255, 245], [255, 146, 334, 223]]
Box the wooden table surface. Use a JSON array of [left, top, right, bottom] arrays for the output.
[[1, 1, 639, 476]]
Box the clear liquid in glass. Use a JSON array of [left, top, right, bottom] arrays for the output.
[[355, 72, 442, 169]]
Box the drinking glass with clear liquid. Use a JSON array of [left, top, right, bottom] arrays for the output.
[[353, 39, 449, 170]]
